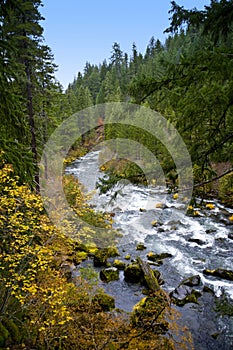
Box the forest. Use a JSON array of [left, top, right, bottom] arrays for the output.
[[0, 0, 233, 349]]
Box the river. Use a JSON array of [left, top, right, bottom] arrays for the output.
[[66, 148, 233, 349]]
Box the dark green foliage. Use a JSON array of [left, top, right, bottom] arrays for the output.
[[0, 322, 9, 347], [0, 0, 60, 187], [65, 1, 232, 199]]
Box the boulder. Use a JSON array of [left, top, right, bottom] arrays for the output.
[[153, 270, 164, 285], [228, 233, 233, 240], [93, 250, 108, 267], [188, 238, 205, 245], [124, 258, 162, 292], [147, 252, 173, 262], [203, 268, 233, 281], [136, 242, 147, 251], [73, 251, 88, 265], [138, 257, 160, 292], [92, 292, 115, 311], [100, 267, 119, 282], [170, 285, 202, 306], [124, 263, 142, 283], [170, 275, 202, 306], [181, 275, 201, 287], [93, 246, 120, 267], [113, 259, 126, 270]]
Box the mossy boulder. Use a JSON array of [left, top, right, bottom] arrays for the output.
[[124, 254, 131, 260], [181, 275, 201, 287], [203, 268, 233, 281], [113, 259, 126, 270], [93, 246, 120, 267], [92, 292, 115, 311], [147, 251, 172, 264], [124, 263, 142, 283], [171, 289, 202, 306], [137, 258, 160, 292], [100, 267, 119, 282], [153, 269, 164, 285], [124, 258, 161, 292], [170, 275, 202, 306], [136, 242, 147, 251], [74, 242, 98, 255]]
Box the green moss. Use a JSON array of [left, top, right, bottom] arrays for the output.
[[0, 322, 9, 346], [92, 292, 115, 311], [74, 251, 88, 264], [3, 319, 21, 343]]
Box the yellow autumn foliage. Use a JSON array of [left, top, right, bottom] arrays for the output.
[[0, 153, 193, 349]]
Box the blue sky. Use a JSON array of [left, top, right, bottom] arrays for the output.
[[41, 1, 210, 90]]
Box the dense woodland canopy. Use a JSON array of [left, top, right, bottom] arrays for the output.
[[65, 0, 233, 199], [0, 0, 233, 348]]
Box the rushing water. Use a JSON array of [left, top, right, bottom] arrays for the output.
[[66, 149, 233, 349]]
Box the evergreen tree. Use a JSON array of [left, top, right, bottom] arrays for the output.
[[0, 0, 57, 189]]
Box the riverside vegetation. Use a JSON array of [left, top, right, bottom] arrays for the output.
[[0, 0, 233, 349]]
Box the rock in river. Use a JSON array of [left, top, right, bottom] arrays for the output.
[[203, 268, 233, 281], [100, 267, 119, 282], [170, 275, 202, 306], [124, 263, 142, 283]]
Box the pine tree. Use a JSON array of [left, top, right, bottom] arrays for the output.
[[0, 0, 57, 189]]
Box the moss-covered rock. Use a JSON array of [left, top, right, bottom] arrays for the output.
[[100, 267, 119, 282], [171, 289, 202, 306], [113, 259, 126, 270], [136, 242, 147, 251], [124, 254, 131, 260], [93, 246, 120, 267], [92, 292, 115, 311], [170, 278, 202, 306], [137, 258, 160, 292], [124, 263, 142, 283], [203, 268, 233, 281], [147, 251, 172, 263], [181, 275, 201, 287]]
